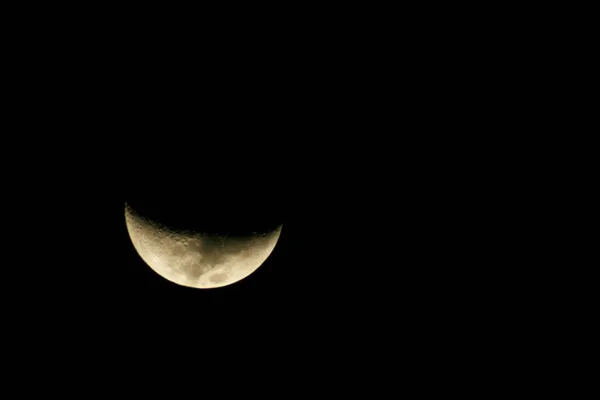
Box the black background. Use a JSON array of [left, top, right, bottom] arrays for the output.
[[2, 24, 512, 389], [0, 5, 562, 393]]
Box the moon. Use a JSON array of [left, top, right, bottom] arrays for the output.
[[125, 203, 282, 289]]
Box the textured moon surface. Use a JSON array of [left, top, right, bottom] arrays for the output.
[[125, 204, 282, 289]]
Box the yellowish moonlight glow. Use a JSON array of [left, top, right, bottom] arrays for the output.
[[125, 204, 282, 289]]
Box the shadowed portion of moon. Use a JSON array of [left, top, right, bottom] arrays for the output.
[[125, 203, 282, 289], [124, 165, 286, 237]]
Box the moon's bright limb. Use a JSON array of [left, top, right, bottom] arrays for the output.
[[125, 204, 282, 289]]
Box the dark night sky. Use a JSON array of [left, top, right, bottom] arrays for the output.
[[3, 83, 511, 397], [2, 26, 508, 380], [1, 9, 533, 393]]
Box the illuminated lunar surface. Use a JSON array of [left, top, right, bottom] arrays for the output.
[[125, 204, 282, 289]]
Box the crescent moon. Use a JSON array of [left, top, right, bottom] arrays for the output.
[[125, 203, 282, 289]]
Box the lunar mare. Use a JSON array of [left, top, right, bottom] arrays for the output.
[[125, 204, 282, 289]]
